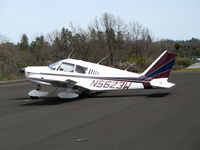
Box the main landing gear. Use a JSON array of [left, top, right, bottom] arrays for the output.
[[28, 84, 79, 99]]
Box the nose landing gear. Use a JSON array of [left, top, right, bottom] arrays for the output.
[[36, 84, 41, 91], [28, 84, 49, 99]]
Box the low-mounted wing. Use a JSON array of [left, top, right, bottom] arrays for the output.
[[29, 76, 90, 92]]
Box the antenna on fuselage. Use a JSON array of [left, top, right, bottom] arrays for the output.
[[125, 63, 136, 71], [67, 48, 74, 59], [97, 56, 108, 64]]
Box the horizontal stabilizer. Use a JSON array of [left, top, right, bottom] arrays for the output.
[[150, 78, 175, 88]]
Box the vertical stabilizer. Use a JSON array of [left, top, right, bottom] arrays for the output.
[[141, 50, 177, 80]]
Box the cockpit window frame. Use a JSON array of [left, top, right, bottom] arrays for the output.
[[49, 61, 88, 74]]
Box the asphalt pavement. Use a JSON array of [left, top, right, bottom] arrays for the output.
[[0, 72, 200, 150]]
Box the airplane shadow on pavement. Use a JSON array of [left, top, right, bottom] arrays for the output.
[[17, 92, 170, 106], [88, 92, 170, 99]]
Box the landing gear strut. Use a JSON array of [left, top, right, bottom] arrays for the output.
[[36, 84, 41, 91]]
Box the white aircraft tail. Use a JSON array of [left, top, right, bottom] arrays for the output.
[[141, 50, 177, 88]]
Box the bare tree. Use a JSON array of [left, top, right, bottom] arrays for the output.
[[0, 34, 10, 44]]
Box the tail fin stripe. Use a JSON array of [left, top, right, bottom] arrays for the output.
[[141, 58, 175, 81]]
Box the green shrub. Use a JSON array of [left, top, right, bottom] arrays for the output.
[[125, 53, 145, 68], [175, 57, 193, 68]]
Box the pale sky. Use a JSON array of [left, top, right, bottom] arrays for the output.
[[0, 0, 199, 43]]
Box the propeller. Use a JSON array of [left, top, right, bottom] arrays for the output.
[[19, 68, 25, 73]]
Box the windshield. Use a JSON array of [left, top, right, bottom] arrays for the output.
[[49, 61, 61, 70]]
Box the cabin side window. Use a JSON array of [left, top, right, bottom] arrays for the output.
[[75, 65, 88, 74], [58, 63, 74, 72]]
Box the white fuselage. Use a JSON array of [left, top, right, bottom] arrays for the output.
[[24, 59, 146, 92], [22, 50, 177, 98]]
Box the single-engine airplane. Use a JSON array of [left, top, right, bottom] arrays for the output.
[[21, 50, 177, 99]]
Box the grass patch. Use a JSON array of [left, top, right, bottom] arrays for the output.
[[172, 68, 200, 72], [0, 74, 24, 81]]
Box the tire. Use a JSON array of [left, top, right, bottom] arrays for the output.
[[30, 96, 39, 99]]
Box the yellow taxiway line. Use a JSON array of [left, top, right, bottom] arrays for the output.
[[0, 82, 31, 88]]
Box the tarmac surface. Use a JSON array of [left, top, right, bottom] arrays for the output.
[[0, 72, 200, 150], [187, 62, 200, 69]]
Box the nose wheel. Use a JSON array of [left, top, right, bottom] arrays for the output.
[[28, 84, 49, 99], [30, 84, 41, 99]]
